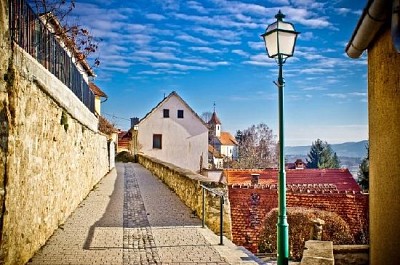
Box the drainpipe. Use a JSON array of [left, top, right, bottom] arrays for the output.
[[346, 0, 391, 58]]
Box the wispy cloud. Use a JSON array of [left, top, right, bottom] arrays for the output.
[[187, 1, 209, 14], [326, 93, 347, 99], [189, 47, 223, 54], [176, 33, 209, 44], [232, 49, 250, 57], [145, 13, 166, 20], [243, 54, 276, 66]]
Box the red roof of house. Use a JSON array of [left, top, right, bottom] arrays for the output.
[[219, 132, 238, 146], [224, 168, 361, 192], [118, 130, 132, 141], [89, 82, 107, 98], [208, 144, 223, 158]]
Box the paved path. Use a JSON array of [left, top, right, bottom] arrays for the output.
[[28, 163, 265, 265]]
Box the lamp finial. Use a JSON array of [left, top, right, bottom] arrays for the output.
[[275, 10, 285, 21]]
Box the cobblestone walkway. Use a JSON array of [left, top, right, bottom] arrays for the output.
[[28, 163, 264, 265]]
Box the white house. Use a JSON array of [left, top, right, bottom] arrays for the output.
[[133, 91, 208, 173], [208, 111, 238, 168]]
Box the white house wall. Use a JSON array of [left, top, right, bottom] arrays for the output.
[[221, 145, 238, 160], [137, 95, 208, 172]]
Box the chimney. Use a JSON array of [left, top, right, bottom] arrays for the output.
[[251, 173, 260, 185], [295, 159, 305, 169], [130, 117, 139, 128]]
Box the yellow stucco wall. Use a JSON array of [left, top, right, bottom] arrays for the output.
[[368, 28, 400, 265]]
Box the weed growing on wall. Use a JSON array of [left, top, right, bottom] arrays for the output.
[[60, 111, 68, 132]]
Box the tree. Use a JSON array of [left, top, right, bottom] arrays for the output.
[[234, 123, 277, 169], [29, 0, 100, 68], [357, 144, 369, 191], [200, 111, 212, 124], [306, 139, 340, 169]]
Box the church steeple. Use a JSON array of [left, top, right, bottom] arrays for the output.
[[208, 103, 221, 137]]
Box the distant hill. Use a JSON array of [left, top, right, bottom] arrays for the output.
[[285, 140, 368, 158]]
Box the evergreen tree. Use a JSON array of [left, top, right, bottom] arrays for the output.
[[357, 144, 369, 191], [306, 139, 340, 169]]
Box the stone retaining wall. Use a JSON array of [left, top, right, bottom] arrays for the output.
[[301, 240, 334, 265], [333, 245, 369, 265], [0, 5, 112, 263], [137, 154, 232, 239]]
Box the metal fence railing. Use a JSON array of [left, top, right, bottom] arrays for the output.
[[9, 0, 95, 113], [201, 184, 225, 245]]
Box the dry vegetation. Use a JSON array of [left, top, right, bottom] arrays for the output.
[[258, 207, 354, 261]]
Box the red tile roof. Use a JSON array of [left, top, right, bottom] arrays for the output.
[[89, 82, 107, 98], [208, 111, 221, 125], [118, 130, 132, 141], [224, 168, 361, 192], [208, 144, 223, 158], [219, 132, 238, 146]]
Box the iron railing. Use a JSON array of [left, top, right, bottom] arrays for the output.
[[9, 0, 95, 113], [201, 184, 225, 245]]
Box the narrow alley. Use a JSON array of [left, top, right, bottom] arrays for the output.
[[27, 163, 264, 265]]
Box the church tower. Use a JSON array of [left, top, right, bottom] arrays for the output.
[[208, 111, 221, 137]]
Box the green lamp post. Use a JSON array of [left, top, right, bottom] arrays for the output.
[[261, 10, 299, 265]]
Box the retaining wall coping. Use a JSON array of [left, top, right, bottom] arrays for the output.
[[333, 245, 369, 254], [13, 45, 98, 132], [138, 154, 218, 183], [301, 240, 334, 265]]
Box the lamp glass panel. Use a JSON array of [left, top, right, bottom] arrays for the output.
[[277, 31, 297, 56], [277, 20, 295, 31], [264, 31, 278, 57]]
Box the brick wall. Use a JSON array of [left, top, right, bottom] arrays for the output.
[[229, 186, 368, 253]]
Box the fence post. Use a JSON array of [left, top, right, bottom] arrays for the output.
[[219, 195, 224, 245], [202, 186, 205, 228]]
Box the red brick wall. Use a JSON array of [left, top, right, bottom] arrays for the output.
[[228, 186, 369, 253]]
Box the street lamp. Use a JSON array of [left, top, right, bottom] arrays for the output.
[[261, 10, 299, 265]]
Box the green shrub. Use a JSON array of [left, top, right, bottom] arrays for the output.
[[258, 207, 354, 261], [115, 151, 135, 163]]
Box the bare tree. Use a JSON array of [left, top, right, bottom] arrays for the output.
[[235, 123, 278, 169], [29, 0, 100, 68], [200, 111, 213, 124]]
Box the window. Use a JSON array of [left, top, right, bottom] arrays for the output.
[[153, 134, 162, 149], [163, 109, 169, 118], [177, 109, 184, 118]]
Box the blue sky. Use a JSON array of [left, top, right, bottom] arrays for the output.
[[71, 0, 367, 146]]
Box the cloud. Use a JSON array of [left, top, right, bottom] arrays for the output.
[[173, 12, 259, 29], [248, 41, 265, 50], [299, 68, 334, 74], [137, 70, 161, 75], [243, 54, 276, 66], [159, 40, 181, 46], [192, 26, 242, 40], [326, 93, 347, 99], [176, 33, 208, 44], [189, 47, 222, 54], [267, 0, 290, 4], [145, 13, 166, 20], [215, 40, 241, 45], [232, 49, 250, 57], [335, 8, 351, 15], [349, 92, 367, 97], [302, 87, 328, 91], [187, 1, 209, 14], [298, 32, 314, 41]]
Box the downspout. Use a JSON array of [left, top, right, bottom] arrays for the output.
[[346, 0, 391, 58]]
